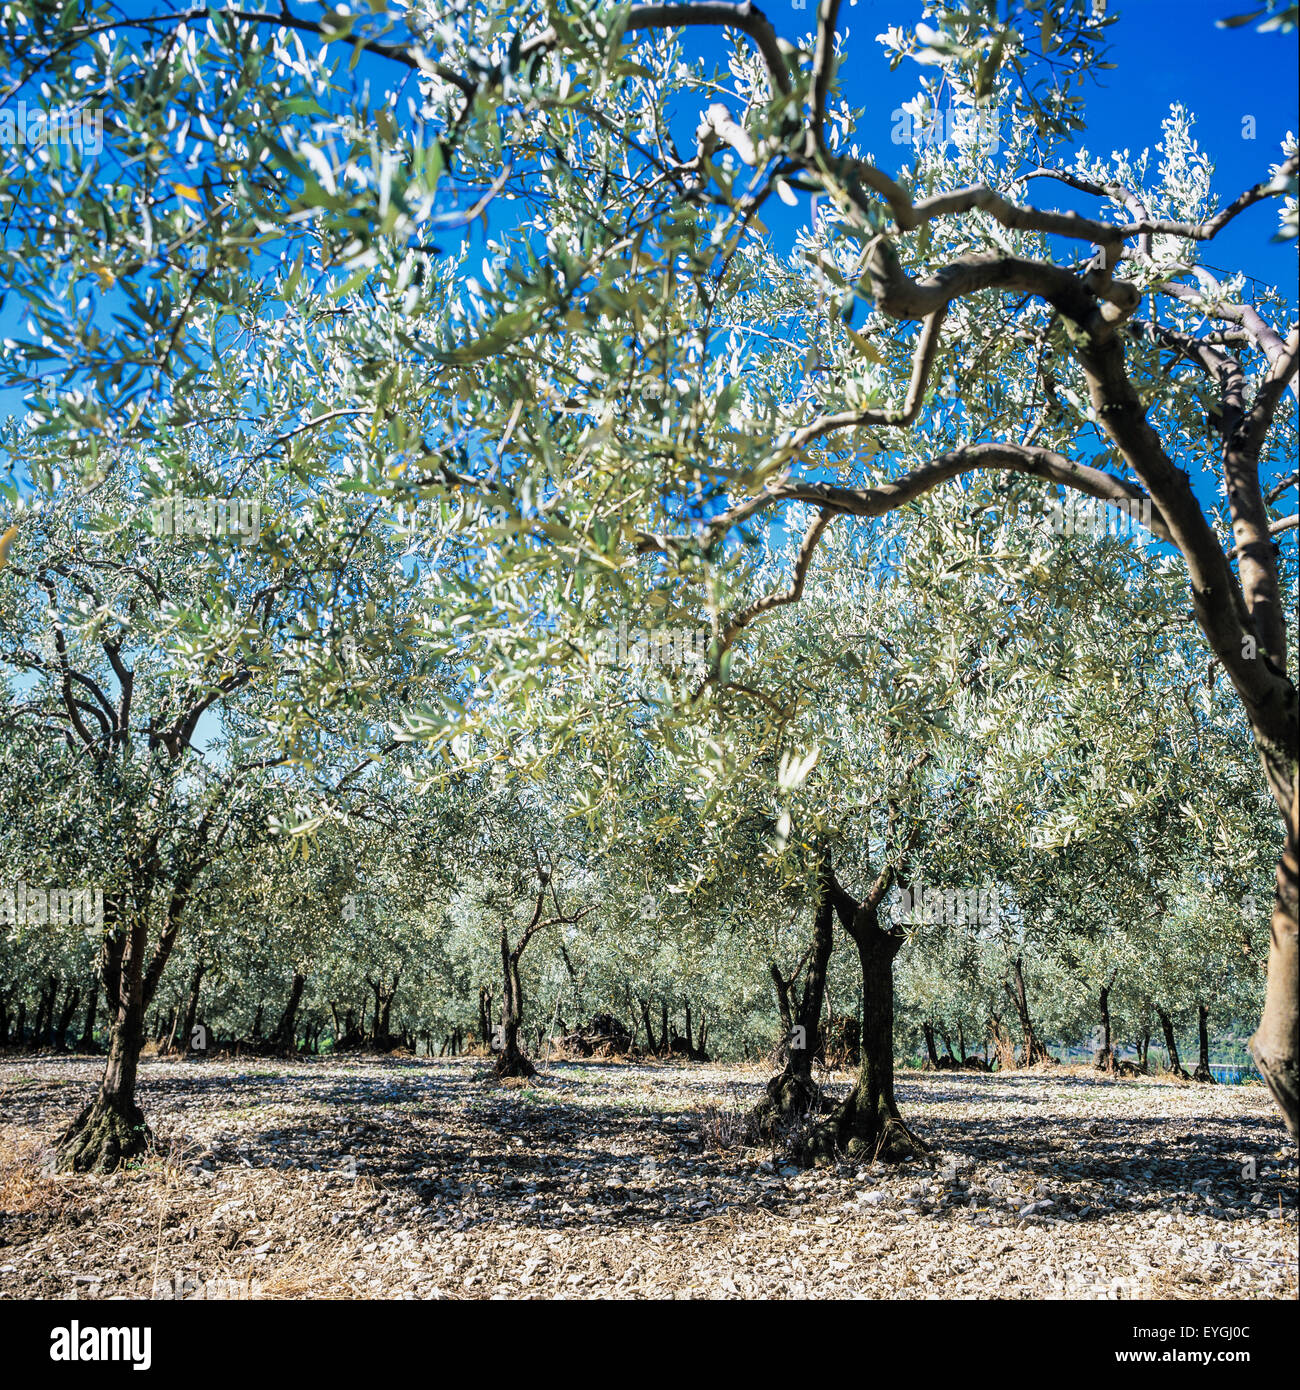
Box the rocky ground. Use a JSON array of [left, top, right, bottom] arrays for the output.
[[0, 1054, 1294, 1300]]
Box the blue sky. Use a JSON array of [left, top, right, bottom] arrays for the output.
[[2, 2, 1294, 426], [718, 0, 1298, 289], [1, 4, 1293, 752]]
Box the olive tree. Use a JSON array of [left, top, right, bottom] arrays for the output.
[[8, 1, 1296, 1134]]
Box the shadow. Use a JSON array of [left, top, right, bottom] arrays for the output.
[[879, 1070, 1296, 1228], [3, 1056, 1293, 1240]]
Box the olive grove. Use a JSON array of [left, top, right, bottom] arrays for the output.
[[0, 0, 1295, 1189]]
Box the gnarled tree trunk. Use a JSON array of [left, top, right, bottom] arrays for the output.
[[1193, 1002, 1215, 1083], [1157, 1007, 1190, 1080], [57, 868, 196, 1172], [749, 863, 836, 1138], [1095, 982, 1116, 1073], [806, 876, 925, 1165], [1250, 792, 1298, 1132], [273, 971, 306, 1051], [637, 995, 658, 1055], [496, 929, 535, 1078], [56, 909, 150, 1173], [1007, 955, 1051, 1065], [370, 971, 399, 1045], [989, 1015, 1017, 1071], [494, 879, 588, 1079], [53, 984, 81, 1050], [922, 1021, 942, 1070]]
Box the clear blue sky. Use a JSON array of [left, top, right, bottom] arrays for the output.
[[712, 0, 1298, 291], [2, 2, 1294, 424]]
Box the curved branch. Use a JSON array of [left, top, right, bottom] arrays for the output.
[[716, 506, 834, 656], [623, 3, 792, 95], [707, 441, 1173, 544], [1023, 156, 1297, 244], [1026, 163, 1299, 395], [810, 1, 842, 143]]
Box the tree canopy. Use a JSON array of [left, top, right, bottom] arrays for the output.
[[0, 0, 1295, 1172]]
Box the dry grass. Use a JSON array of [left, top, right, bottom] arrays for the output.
[[0, 1130, 64, 1217], [694, 1096, 751, 1152], [0, 1056, 1293, 1301], [493, 1072, 538, 1089], [245, 1230, 373, 1300]]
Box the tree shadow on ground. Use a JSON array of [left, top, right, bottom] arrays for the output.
[[6, 1057, 1294, 1239]]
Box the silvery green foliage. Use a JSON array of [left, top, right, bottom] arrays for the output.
[[1, 4, 1292, 1067]]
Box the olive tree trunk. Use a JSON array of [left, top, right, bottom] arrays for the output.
[[273, 972, 306, 1051], [56, 912, 150, 1172], [496, 930, 535, 1079], [807, 883, 925, 1165], [1250, 795, 1298, 1131], [749, 864, 836, 1138], [1095, 983, 1116, 1073], [77, 978, 99, 1053], [1006, 955, 1050, 1065], [1157, 1008, 1190, 1080], [56, 873, 195, 1172], [1193, 1002, 1215, 1084], [53, 984, 81, 1050]]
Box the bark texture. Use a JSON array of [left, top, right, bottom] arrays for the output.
[[804, 873, 926, 1165], [749, 863, 836, 1139]]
